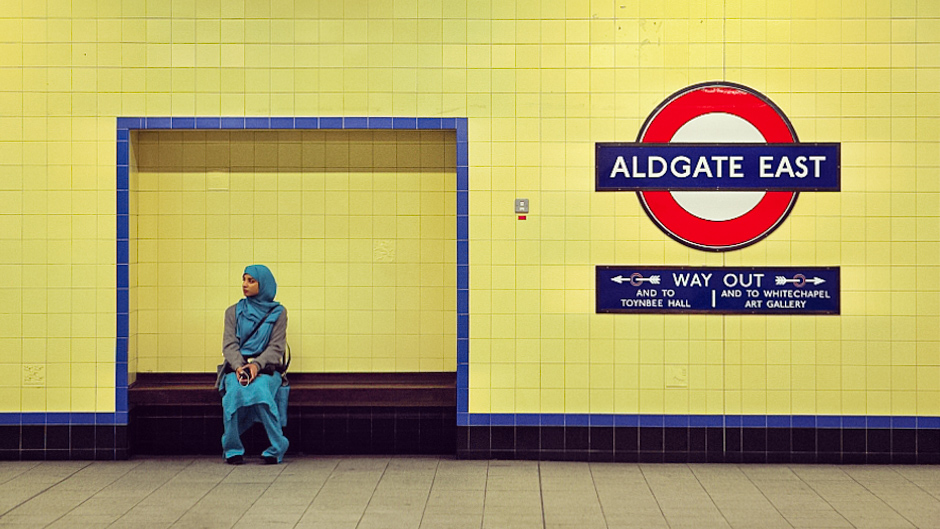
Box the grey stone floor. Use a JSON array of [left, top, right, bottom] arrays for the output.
[[0, 457, 938, 528]]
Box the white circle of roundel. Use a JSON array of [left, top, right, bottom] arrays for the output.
[[668, 112, 766, 222]]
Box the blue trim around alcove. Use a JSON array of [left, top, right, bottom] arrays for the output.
[[4, 116, 939, 436], [0, 116, 469, 429]]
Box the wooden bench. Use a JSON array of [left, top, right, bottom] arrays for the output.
[[128, 372, 457, 407], [128, 372, 458, 456]]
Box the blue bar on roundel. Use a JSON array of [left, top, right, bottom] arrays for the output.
[[595, 143, 840, 191]]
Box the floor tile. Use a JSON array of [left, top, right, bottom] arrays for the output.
[[4, 457, 940, 528]]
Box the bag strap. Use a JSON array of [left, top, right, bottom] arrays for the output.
[[238, 306, 279, 348]]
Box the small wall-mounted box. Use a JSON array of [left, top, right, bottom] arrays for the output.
[[515, 198, 529, 214]]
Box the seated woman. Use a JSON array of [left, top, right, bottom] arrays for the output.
[[218, 264, 289, 465]]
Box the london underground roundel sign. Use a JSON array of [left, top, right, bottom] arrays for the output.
[[595, 82, 840, 252]]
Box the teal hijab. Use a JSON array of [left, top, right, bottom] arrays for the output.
[[236, 264, 284, 356]]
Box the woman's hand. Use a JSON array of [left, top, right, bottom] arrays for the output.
[[235, 363, 260, 384]]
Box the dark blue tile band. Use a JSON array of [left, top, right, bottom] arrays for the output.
[[270, 117, 294, 129], [566, 414, 589, 426], [116, 289, 128, 314], [418, 118, 442, 129], [515, 414, 540, 426], [116, 166, 129, 189], [392, 117, 417, 129], [892, 416, 916, 429], [792, 415, 816, 427], [221, 117, 246, 129], [295, 117, 319, 129], [741, 415, 767, 427], [171, 117, 195, 129], [343, 117, 367, 129], [843, 416, 866, 428], [468, 414, 489, 426], [664, 415, 689, 427], [116, 117, 141, 129], [590, 414, 615, 426], [196, 117, 221, 129], [918, 417, 940, 428], [368, 117, 393, 129], [245, 117, 270, 129], [639, 415, 665, 427], [46, 413, 70, 425], [69, 413, 96, 425], [491, 414, 514, 426], [145, 117, 171, 129]]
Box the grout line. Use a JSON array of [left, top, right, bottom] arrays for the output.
[[230, 457, 289, 527], [537, 461, 547, 529], [899, 469, 940, 503], [0, 461, 42, 489], [415, 456, 441, 529], [843, 467, 922, 528], [733, 466, 796, 528], [682, 464, 736, 529], [480, 460, 490, 529], [43, 459, 145, 528], [788, 467, 856, 528], [636, 464, 671, 528], [295, 457, 342, 524], [140, 458, 231, 527], [587, 462, 611, 528], [0, 461, 92, 518], [354, 457, 391, 529]]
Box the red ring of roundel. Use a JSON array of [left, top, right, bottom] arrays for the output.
[[637, 83, 799, 251]]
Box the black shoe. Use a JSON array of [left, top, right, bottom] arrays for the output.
[[225, 455, 244, 465], [262, 455, 278, 465]]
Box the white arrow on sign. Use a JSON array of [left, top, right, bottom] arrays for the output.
[[775, 275, 826, 286], [611, 274, 661, 285]]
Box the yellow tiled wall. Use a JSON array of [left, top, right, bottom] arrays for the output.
[[0, 1, 937, 414], [129, 130, 457, 374]]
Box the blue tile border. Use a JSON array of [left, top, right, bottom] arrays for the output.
[[221, 117, 246, 129], [456, 412, 940, 431], [368, 117, 393, 129], [196, 117, 221, 129], [343, 117, 368, 129], [12, 114, 940, 445], [0, 412, 127, 425], [0, 115, 470, 430], [295, 117, 319, 129], [102, 117, 461, 430]]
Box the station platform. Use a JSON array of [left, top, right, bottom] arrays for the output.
[[1, 456, 937, 528]]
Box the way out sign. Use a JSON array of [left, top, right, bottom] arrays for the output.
[[597, 266, 840, 315], [596, 82, 841, 252]]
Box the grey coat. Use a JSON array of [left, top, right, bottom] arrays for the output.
[[222, 304, 288, 373]]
